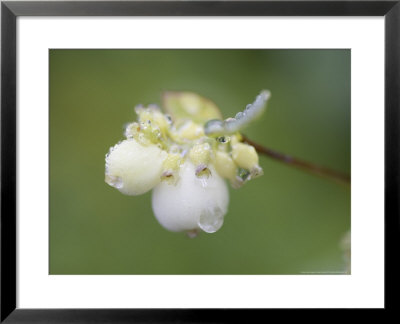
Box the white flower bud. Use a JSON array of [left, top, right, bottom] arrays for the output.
[[151, 161, 229, 233], [105, 139, 167, 195]]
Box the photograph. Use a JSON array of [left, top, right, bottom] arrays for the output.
[[49, 49, 351, 275]]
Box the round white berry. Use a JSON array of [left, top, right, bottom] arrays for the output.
[[151, 161, 229, 233]]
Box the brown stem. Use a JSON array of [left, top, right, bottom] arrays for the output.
[[242, 135, 351, 185]]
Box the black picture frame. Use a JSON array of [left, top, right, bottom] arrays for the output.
[[1, 0, 399, 322]]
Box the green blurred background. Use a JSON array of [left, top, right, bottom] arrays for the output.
[[49, 49, 350, 274]]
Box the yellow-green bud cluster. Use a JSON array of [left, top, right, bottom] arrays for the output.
[[213, 134, 263, 188], [107, 96, 264, 193]]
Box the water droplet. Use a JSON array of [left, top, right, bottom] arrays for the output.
[[237, 168, 250, 181], [105, 175, 123, 189], [169, 145, 180, 154], [246, 104, 252, 110], [235, 112, 243, 119], [198, 207, 224, 233], [134, 104, 144, 114], [217, 136, 231, 144], [204, 119, 224, 135]]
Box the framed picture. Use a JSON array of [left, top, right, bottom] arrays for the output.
[[1, 0, 398, 321]]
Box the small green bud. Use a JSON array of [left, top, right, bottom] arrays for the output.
[[231, 142, 259, 170], [161, 153, 183, 184], [214, 151, 237, 181], [189, 143, 212, 177]]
